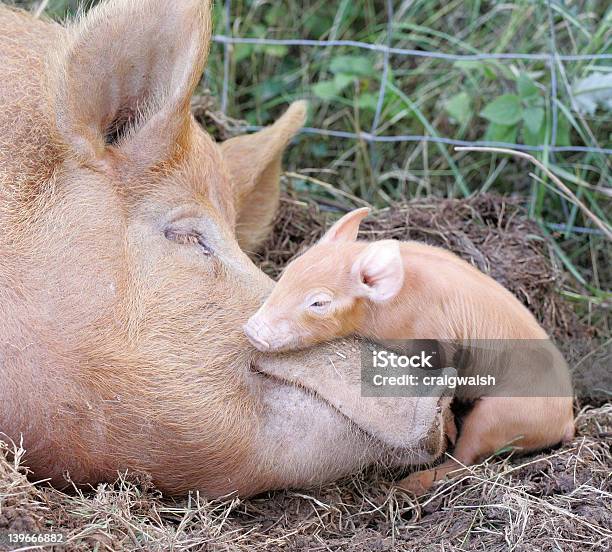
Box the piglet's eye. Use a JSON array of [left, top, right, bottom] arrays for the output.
[[164, 229, 212, 256], [307, 294, 333, 313]]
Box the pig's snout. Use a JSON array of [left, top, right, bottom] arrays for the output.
[[244, 315, 272, 352]]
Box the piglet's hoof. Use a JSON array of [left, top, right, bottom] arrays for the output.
[[396, 469, 440, 496]]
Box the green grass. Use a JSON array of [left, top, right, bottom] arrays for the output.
[[13, 0, 612, 325]]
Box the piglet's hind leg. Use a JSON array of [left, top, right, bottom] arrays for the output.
[[397, 396, 573, 495]]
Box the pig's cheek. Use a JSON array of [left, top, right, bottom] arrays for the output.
[[275, 319, 296, 345], [264, 319, 300, 350], [293, 318, 323, 348]]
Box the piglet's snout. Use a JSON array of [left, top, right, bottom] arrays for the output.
[[244, 316, 272, 352]]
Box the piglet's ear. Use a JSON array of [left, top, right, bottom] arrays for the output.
[[320, 207, 370, 244], [352, 240, 404, 302]]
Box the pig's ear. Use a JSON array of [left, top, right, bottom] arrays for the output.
[[55, 0, 211, 167], [221, 101, 307, 253], [320, 208, 370, 244], [352, 240, 404, 302]]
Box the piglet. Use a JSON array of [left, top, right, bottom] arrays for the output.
[[244, 208, 575, 494]]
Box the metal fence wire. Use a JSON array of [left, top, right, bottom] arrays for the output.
[[213, 0, 612, 156]]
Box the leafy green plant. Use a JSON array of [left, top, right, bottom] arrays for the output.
[[444, 92, 472, 125], [479, 73, 571, 147], [312, 55, 379, 111]]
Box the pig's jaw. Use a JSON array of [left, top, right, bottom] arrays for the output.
[[245, 370, 444, 495]]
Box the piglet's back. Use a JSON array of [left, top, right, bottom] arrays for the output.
[[397, 241, 549, 341], [393, 242, 571, 400]]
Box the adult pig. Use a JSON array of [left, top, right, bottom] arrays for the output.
[[0, 0, 448, 496]]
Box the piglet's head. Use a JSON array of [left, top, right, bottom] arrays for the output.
[[244, 208, 404, 352]]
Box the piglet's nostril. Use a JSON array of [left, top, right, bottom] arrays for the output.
[[243, 321, 271, 351]]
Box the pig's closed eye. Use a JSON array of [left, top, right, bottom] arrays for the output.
[[310, 300, 330, 308], [164, 229, 212, 256]]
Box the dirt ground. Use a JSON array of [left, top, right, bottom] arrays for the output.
[[1, 192, 610, 551]]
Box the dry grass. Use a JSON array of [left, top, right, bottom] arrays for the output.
[[1, 405, 610, 551]]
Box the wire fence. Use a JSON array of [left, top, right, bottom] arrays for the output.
[[212, 0, 612, 156]]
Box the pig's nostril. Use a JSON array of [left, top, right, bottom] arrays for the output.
[[248, 359, 262, 374], [250, 334, 271, 351]]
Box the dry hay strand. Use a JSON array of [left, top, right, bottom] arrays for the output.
[[0, 440, 46, 537], [191, 91, 246, 142]]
